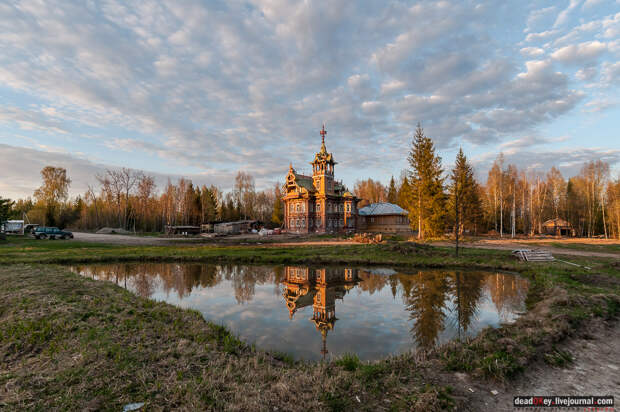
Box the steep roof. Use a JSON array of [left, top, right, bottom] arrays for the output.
[[294, 173, 316, 192], [542, 218, 572, 227], [358, 202, 408, 216]]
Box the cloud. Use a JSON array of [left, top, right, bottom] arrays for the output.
[[551, 40, 607, 63], [525, 30, 558, 42], [473, 147, 620, 179], [520, 47, 545, 58], [0, 0, 617, 197], [525, 6, 557, 33], [0, 143, 241, 200], [583, 98, 617, 112], [554, 0, 582, 28]]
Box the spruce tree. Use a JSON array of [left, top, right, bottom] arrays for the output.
[[387, 176, 398, 204], [449, 148, 482, 255], [407, 123, 445, 239], [397, 176, 411, 210], [0, 197, 14, 222]]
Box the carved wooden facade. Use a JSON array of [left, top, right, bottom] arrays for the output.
[[283, 126, 359, 233]]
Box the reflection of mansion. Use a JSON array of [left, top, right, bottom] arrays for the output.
[[283, 126, 411, 234], [282, 266, 359, 358]]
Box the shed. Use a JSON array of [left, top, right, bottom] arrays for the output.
[[542, 218, 574, 237], [214, 221, 242, 235], [357, 202, 411, 233], [165, 225, 201, 235]]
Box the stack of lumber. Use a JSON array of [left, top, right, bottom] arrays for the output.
[[512, 249, 555, 262]]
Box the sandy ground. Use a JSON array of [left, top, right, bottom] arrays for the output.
[[71, 232, 359, 247], [73, 232, 192, 245], [462, 320, 620, 411], [435, 239, 620, 259], [71, 232, 619, 259]]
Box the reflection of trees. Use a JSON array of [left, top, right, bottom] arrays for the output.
[[72, 263, 277, 302], [450, 272, 485, 338], [356, 271, 389, 294], [485, 273, 529, 321], [401, 271, 450, 351], [71, 264, 528, 353]]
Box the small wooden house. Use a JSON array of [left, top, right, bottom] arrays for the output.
[[357, 202, 411, 234], [542, 218, 574, 237]]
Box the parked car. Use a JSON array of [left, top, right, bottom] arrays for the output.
[[33, 227, 74, 240]]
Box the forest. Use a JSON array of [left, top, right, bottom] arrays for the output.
[[1, 125, 619, 239]]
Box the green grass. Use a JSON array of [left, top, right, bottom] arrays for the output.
[[1, 237, 618, 409], [544, 347, 573, 367], [546, 242, 620, 253]]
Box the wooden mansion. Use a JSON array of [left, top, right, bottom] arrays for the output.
[[283, 126, 410, 234]]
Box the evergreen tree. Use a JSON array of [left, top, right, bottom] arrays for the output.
[[0, 197, 14, 222], [387, 176, 398, 204], [200, 186, 218, 223], [449, 148, 481, 255], [397, 175, 411, 210], [407, 123, 446, 239]]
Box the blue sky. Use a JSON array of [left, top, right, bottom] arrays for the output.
[[1, 0, 619, 199]]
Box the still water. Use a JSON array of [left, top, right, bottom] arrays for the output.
[[70, 263, 528, 361]]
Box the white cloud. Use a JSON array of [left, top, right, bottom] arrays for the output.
[[520, 47, 545, 58], [551, 40, 607, 63], [525, 30, 558, 42], [0, 0, 617, 197], [554, 0, 582, 28]]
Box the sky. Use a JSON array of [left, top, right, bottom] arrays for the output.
[[0, 0, 619, 199]]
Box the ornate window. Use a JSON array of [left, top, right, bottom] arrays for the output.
[[296, 203, 300, 212], [317, 203, 321, 212]]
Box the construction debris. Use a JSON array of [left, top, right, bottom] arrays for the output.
[[352, 233, 383, 244]]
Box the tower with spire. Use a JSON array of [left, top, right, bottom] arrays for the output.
[[282, 125, 359, 234], [281, 266, 359, 360]]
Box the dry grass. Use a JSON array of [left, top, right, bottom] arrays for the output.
[[1, 238, 619, 410], [0, 264, 457, 411]]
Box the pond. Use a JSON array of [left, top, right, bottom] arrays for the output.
[[70, 263, 529, 361]]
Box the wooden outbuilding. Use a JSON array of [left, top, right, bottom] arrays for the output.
[[357, 202, 411, 234], [542, 218, 575, 237]]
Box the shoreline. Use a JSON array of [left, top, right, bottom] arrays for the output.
[[1, 239, 618, 410]]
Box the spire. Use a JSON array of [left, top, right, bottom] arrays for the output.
[[320, 329, 328, 360], [320, 124, 327, 153]]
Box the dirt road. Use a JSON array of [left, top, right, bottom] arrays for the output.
[[73, 232, 195, 245], [71, 232, 619, 259], [463, 321, 620, 411], [436, 239, 620, 259]]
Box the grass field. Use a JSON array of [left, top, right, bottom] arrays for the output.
[[0, 237, 618, 410]]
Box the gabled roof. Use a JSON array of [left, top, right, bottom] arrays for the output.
[[294, 173, 316, 192], [358, 202, 408, 216], [542, 218, 572, 227]]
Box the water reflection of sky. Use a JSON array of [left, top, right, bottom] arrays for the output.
[[71, 264, 528, 361]]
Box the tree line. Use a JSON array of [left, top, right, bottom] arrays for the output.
[[2, 124, 619, 239], [2, 167, 284, 232], [355, 124, 619, 240]]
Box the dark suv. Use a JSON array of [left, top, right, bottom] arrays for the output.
[[33, 227, 74, 240]]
